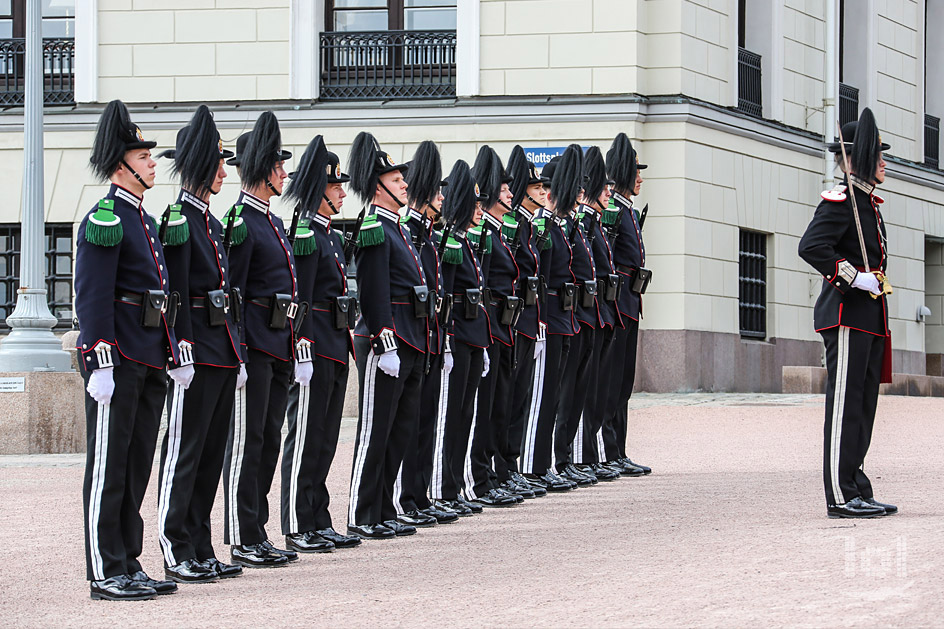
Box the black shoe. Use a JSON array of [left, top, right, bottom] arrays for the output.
[[827, 496, 886, 519], [502, 479, 535, 499], [130, 571, 178, 595], [611, 459, 645, 476], [420, 505, 460, 524], [591, 462, 620, 481], [496, 486, 525, 503], [90, 574, 156, 601], [261, 539, 298, 562], [622, 457, 651, 475], [455, 495, 484, 513], [863, 497, 898, 515], [540, 470, 576, 491], [163, 558, 218, 584], [512, 472, 547, 496], [316, 527, 363, 548], [562, 463, 595, 486], [347, 523, 396, 539], [230, 543, 289, 568], [285, 532, 335, 553], [433, 499, 472, 517], [201, 557, 243, 579], [398, 510, 438, 527], [471, 488, 518, 508], [382, 519, 417, 536]]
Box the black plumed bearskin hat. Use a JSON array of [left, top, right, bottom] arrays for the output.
[[285, 135, 328, 218], [89, 99, 157, 182], [160, 105, 231, 196], [239, 111, 292, 190], [550, 144, 584, 217], [442, 159, 478, 229], [406, 140, 445, 209]]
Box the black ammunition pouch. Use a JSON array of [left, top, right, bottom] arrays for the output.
[[602, 274, 620, 303], [438, 294, 454, 326], [268, 293, 295, 330], [500, 296, 523, 327], [463, 288, 482, 320], [333, 295, 357, 330], [411, 285, 430, 319], [560, 282, 576, 311], [522, 276, 539, 306], [632, 268, 652, 294], [142, 290, 167, 328], [580, 281, 598, 308], [207, 289, 229, 327]]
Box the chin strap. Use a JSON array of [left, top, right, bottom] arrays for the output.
[[498, 200, 515, 213], [378, 181, 404, 210], [323, 194, 339, 215], [265, 180, 281, 197], [525, 193, 545, 210], [121, 160, 152, 190]]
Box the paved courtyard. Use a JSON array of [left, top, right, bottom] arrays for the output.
[[1, 393, 941, 627]]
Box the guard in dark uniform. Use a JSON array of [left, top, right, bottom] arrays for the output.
[[396, 141, 460, 525], [431, 160, 494, 513], [601, 133, 651, 476], [78, 100, 179, 600], [155, 105, 244, 584], [798, 107, 897, 519], [501, 147, 550, 497], [467, 146, 528, 506], [279, 136, 363, 552], [221, 111, 299, 566], [347, 132, 429, 539]]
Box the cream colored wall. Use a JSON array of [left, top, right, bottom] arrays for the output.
[[781, 0, 826, 134], [873, 0, 921, 162], [95, 0, 291, 104]]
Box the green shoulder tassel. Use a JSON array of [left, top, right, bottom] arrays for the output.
[[601, 208, 620, 226], [161, 204, 190, 247], [357, 214, 385, 248], [222, 205, 247, 247], [534, 217, 552, 251], [292, 220, 317, 256], [442, 235, 464, 265], [501, 213, 519, 240], [467, 225, 492, 254], [86, 199, 123, 247]]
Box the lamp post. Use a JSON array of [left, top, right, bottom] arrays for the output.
[[0, 0, 72, 372]]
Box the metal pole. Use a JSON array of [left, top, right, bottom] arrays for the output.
[[824, 0, 839, 186], [0, 0, 72, 372]]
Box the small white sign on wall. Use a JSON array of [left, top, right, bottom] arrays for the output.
[[0, 377, 26, 393]]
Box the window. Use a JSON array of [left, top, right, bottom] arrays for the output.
[[0, 1, 74, 38], [735, 0, 764, 118], [738, 229, 767, 340], [926, 1, 943, 168], [0, 0, 75, 106], [0, 223, 74, 330], [327, 0, 456, 32]]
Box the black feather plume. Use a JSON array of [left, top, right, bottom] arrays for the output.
[[165, 105, 223, 196], [285, 135, 328, 219], [347, 131, 382, 204], [582, 146, 607, 207], [851, 107, 881, 184], [550, 144, 583, 217], [606, 132, 638, 195], [442, 160, 476, 229], [471, 145, 504, 209], [405, 140, 443, 209], [507, 145, 530, 208], [240, 111, 283, 190], [89, 100, 133, 182]]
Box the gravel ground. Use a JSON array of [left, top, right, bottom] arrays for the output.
[[0, 393, 941, 628]]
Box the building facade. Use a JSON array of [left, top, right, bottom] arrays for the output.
[[2, 0, 943, 392]]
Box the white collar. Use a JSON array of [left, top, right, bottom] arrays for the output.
[[611, 191, 633, 208], [180, 190, 209, 212], [113, 185, 142, 208], [312, 213, 331, 229], [240, 190, 269, 212], [483, 212, 502, 229]]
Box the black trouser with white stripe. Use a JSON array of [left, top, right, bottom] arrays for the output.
[[499, 335, 536, 481], [579, 324, 616, 463], [395, 351, 443, 514], [601, 319, 639, 461], [281, 357, 349, 534], [433, 342, 484, 501], [555, 327, 599, 471], [822, 326, 883, 506], [158, 365, 236, 567], [467, 340, 515, 498], [223, 349, 292, 546], [521, 334, 570, 476], [350, 339, 424, 526], [82, 361, 167, 581]]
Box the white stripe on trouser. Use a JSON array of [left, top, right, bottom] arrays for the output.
[[429, 367, 450, 500], [287, 384, 311, 533], [829, 326, 850, 505], [349, 351, 380, 524], [88, 400, 111, 580], [595, 426, 606, 463], [227, 386, 247, 545], [392, 461, 405, 515], [157, 382, 185, 566], [573, 414, 585, 465], [461, 396, 479, 500], [520, 349, 547, 474]]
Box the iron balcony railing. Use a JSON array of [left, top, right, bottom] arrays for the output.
[[320, 30, 456, 101], [737, 47, 762, 118], [0, 37, 75, 106], [925, 113, 940, 169], [839, 82, 859, 127]]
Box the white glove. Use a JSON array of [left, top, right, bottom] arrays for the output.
[[378, 351, 400, 378], [168, 365, 195, 390], [236, 364, 248, 389], [443, 352, 454, 376], [852, 271, 882, 295], [294, 360, 313, 386], [482, 351, 491, 377], [87, 367, 115, 405]]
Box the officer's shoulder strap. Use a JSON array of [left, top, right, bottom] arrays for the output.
[[821, 184, 847, 203]]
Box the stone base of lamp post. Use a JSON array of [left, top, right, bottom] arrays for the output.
[[0, 370, 85, 454]]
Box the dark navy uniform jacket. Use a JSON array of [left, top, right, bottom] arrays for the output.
[[512, 206, 543, 340], [537, 209, 577, 336], [567, 209, 601, 330], [442, 230, 491, 349], [75, 183, 179, 371], [481, 211, 520, 347], [798, 177, 888, 337], [296, 212, 355, 364], [163, 190, 241, 368], [227, 190, 297, 362], [609, 192, 644, 321], [581, 205, 621, 329], [405, 208, 446, 355], [353, 205, 429, 353]]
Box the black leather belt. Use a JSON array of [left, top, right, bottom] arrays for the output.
[[310, 300, 333, 310], [616, 264, 636, 275], [115, 290, 143, 305], [391, 293, 413, 302], [546, 290, 559, 296], [248, 297, 271, 308]]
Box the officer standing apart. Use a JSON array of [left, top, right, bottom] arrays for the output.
[[156, 105, 245, 584], [77, 100, 180, 600], [798, 107, 897, 519], [222, 111, 300, 566]]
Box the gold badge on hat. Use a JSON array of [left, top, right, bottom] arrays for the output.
[[474, 183, 481, 196], [135, 126, 144, 141], [335, 164, 342, 178], [386, 153, 395, 166], [219, 139, 224, 154]]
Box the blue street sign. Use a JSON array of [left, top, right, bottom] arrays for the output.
[[524, 147, 568, 168]]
